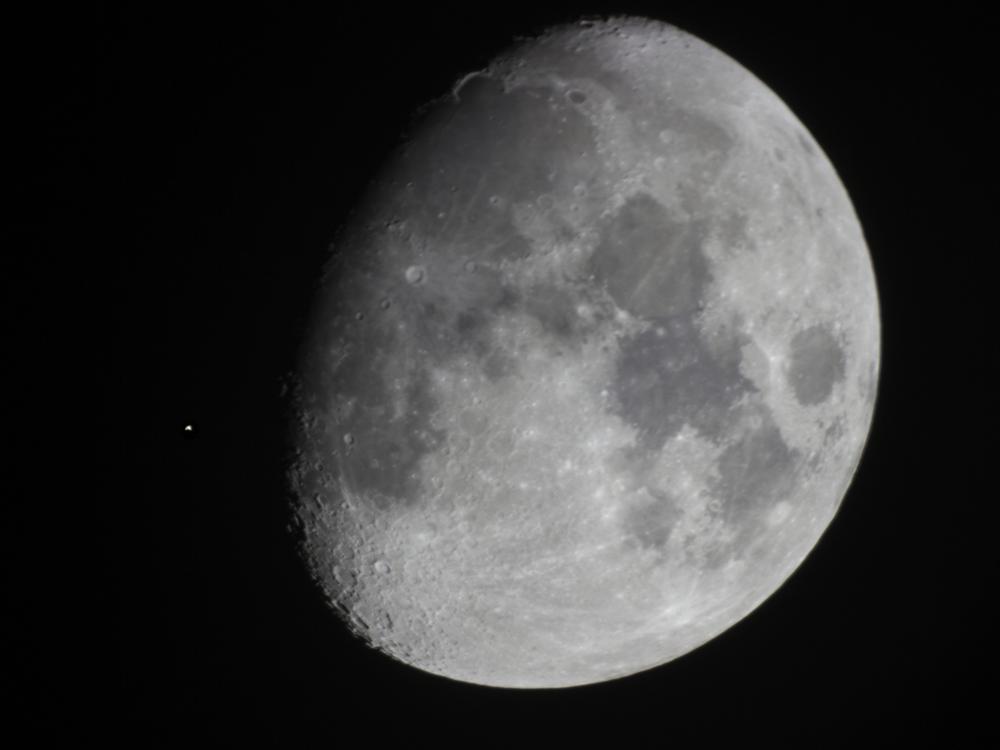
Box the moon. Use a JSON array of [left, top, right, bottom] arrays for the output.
[[288, 17, 880, 688]]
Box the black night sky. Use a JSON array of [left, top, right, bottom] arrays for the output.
[[15, 2, 995, 744]]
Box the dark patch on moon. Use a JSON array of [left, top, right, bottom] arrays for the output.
[[455, 308, 488, 339], [390, 74, 601, 250], [712, 409, 799, 527], [859, 359, 878, 408], [419, 276, 590, 379], [694, 408, 800, 568], [453, 307, 516, 381], [492, 233, 533, 262], [482, 350, 517, 380], [611, 316, 755, 450], [522, 284, 583, 342], [606, 443, 657, 489], [717, 211, 752, 254], [596, 191, 755, 450], [659, 108, 734, 166], [621, 487, 681, 552], [589, 192, 711, 319], [809, 417, 846, 472], [340, 369, 447, 508], [393, 260, 522, 381], [780, 176, 809, 214], [786, 324, 846, 405], [797, 131, 817, 156], [824, 417, 845, 445]]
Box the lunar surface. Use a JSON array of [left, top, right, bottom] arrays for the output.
[[288, 17, 880, 688]]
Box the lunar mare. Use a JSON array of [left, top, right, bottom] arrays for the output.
[[288, 17, 880, 688]]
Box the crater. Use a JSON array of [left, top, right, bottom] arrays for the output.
[[786, 324, 846, 405], [589, 192, 712, 320], [611, 316, 755, 450]]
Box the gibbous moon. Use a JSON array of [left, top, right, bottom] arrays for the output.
[[288, 17, 880, 688]]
